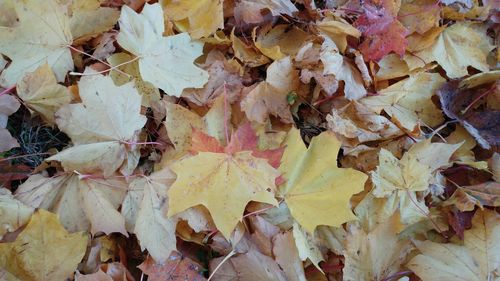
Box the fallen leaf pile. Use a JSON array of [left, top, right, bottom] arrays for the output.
[[0, 0, 498, 280]]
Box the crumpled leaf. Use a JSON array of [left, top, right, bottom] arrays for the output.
[[0, 0, 73, 87], [46, 68, 146, 177], [182, 50, 244, 106], [241, 56, 298, 123], [15, 173, 127, 236], [360, 72, 445, 134], [0, 188, 33, 239], [121, 168, 177, 263], [161, 0, 223, 39], [75, 262, 133, 281], [108, 52, 160, 107], [292, 222, 324, 270], [343, 215, 413, 281], [279, 128, 368, 233], [320, 38, 367, 100], [0, 209, 88, 281], [407, 210, 500, 281], [354, 0, 408, 61], [405, 22, 494, 78], [0, 94, 20, 152], [209, 241, 287, 281], [438, 74, 500, 149], [326, 100, 402, 147], [139, 252, 206, 281], [16, 63, 71, 124], [253, 25, 312, 60], [231, 31, 271, 67], [117, 3, 209, 97], [167, 126, 281, 238]]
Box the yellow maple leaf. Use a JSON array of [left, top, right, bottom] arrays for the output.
[[68, 0, 119, 43], [16, 63, 71, 124], [0, 0, 73, 87], [167, 150, 279, 238], [360, 72, 445, 134], [15, 173, 127, 236], [343, 215, 413, 281], [279, 128, 368, 233], [0, 188, 33, 239], [117, 3, 209, 97], [161, 0, 224, 39], [317, 18, 361, 53], [46, 68, 146, 177], [121, 168, 177, 263], [407, 210, 500, 281], [404, 22, 494, 78], [0, 209, 88, 281]]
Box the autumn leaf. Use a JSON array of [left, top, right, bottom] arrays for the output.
[[0, 209, 88, 281], [117, 3, 209, 97], [241, 56, 299, 123], [360, 72, 445, 134], [407, 210, 500, 281], [15, 173, 127, 236], [279, 128, 368, 233], [46, 68, 146, 177], [0, 188, 33, 238], [0, 0, 73, 87], [317, 18, 361, 53], [69, 0, 120, 43], [167, 125, 281, 238], [343, 215, 413, 281], [354, 0, 408, 61], [121, 168, 177, 263], [139, 252, 206, 281], [16, 63, 71, 124], [161, 0, 224, 39], [405, 22, 494, 78], [0, 94, 20, 152]]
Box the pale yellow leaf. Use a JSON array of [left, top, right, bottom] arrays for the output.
[[117, 3, 208, 97], [0, 210, 88, 281], [317, 19, 361, 53], [69, 0, 119, 42], [15, 173, 127, 236], [46, 68, 146, 176], [0, 188, 33, 239], [0, 0, 73, 87], [16, 63, 71, 124]]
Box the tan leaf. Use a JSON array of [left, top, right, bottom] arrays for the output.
[[0, 188, 33, 239], [16, 63, 71, 124], [15, 173, 127, 236]]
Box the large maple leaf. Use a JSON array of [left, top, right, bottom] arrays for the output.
[[354, 0, 408, 61], [167, 123, 283, 238], [117, 3, 209, 97], [0, 0, 73, 87], [279, 128, 368, 233], [46, 68, 146, 177], [0, 210, 88, 281]]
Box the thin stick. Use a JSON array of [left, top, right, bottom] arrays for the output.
[[67, 45, 129, 77], [207, 250, 236, 281], [223, 81, 230, 145], [0, 152, 52, 162], [461, 85, 495, 114], [406, 190, 447, 238], [0, 85, 16, 97], [70, 55, 140, 77]]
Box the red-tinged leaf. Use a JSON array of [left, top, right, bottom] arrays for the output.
[[354, 0, 408, 61], [0, 161, 32, 189], [190, 129, 224, 153], [447, 209, 474, 240], [190, 124, 284, 168], [253, 147, 285, 168], [138, 252, 206, 281], [226, 122, 258, 154]]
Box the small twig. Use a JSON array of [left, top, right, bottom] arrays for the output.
[[0, 85, 16, 97], [381, 270, 413, 281], [207, 249, 237, 281], [67, 45, 130, 77]]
